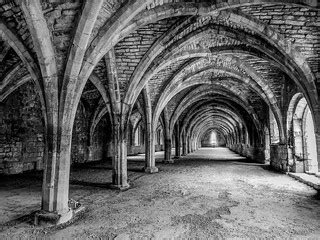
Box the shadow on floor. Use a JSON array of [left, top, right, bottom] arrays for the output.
[[0, 171, 42, 189]]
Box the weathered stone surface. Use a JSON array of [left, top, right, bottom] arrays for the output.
[[270, 144, 288, 172], [0, 82, 44, 174]]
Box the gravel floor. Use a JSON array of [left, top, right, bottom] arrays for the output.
[[1, 147, 320, 239]]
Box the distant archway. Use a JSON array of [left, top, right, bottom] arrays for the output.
[[264, 127, 271, 164], [201, 130, 218, 148]]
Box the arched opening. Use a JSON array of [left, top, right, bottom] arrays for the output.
[[303, 107, 317, 173], [264, 126, 271, 164], [287, 94, 318, 173], [209, 131, 218, 147], [201, 130, 218, 148], [0, 82, 45, 174], [155, 123, 164, 152], [134, 125, 143, 147], [270, 109, 280, 144]]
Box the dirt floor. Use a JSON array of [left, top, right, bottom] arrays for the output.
[[1, 147, 320, 239]]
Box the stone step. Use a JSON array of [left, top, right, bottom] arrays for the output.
[[287, 172, 320, 190]]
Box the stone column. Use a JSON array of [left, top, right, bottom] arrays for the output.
[[187, 137, 191, 153], [86, 145, 94, 162], [316, 132, 320, 173], [175, 125, 181, 158], [182, 131, 187, 156], [144, 122, 158, 173], [293, 118, 304, 173], [252, 146, 265, 164], [191, 138, 195, 152], [270, 143, 288, 172], [164, 138, 173, 163], [111, 114, 129, 190], [182, 134, 187, 156], [40, 132, 73, 225]]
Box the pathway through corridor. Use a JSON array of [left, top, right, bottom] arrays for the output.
[[181, 147, 248, 160], [1, 148, 320, 239]]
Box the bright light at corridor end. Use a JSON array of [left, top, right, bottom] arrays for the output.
[[210, 131, 217, 146], [201, 130, 219, 147]]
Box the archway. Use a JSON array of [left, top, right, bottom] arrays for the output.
[[303, 107, 318, 173], [287, 94, 318, 173], [264, 127, 271, 164], [201, 130, 218, 148]]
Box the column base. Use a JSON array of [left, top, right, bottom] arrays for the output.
[[144, 166, 159, 173], [163, 159, 174, 164], [34, 206, 85, 226], [110, 183, 130, 191]]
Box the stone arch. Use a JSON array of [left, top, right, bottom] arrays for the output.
[[197, 126, 228, 148], [180, 100, 263, 159], [188, 113, 239, 141], [173, 92, 262, 146], [61, 0, 104, 109], [1, 63, 24, 89], [0, 20, 45, 125], [142, 86, 158, 173], [264, 126, 271, 163], [77, 0, 152, 115], [89, 105, 111, 147], [287, 93, 304, 166], [199, 127, 226, 148], [132, 119, 143, 147], [153, 68, 283, 142], [0, 75, 32, 102], [20, 1, 58, 129], [302, 108, 318, 173], [153, 56, 279, 113], [122, 5, 317, 115], [178, 102, 247, 141], [169, 86, 261, 138], [184, 110, 238, 144], [86, 74, 113, 146], [189, 115, 235, 151], [122, 36, 282, 140], [124, 24, 284, 107], [287, 94, 319, 173], [89, 74, 111, 108], [0, 21, 41, 84]]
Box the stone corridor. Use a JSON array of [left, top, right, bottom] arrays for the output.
[[1, 148, 320, 239], [1, 0, 320, 237]]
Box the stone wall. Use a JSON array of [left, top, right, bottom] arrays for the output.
[[0, 83, 115, 174], [91, 116, 113, 161], [128, 145, 145, 155], [71, 103, 88, 164], [270, 144, 288, 172], [71, 104, 113, 164], [155, 144, 164, 152], [229, 144, 265, 163], [0, 82, 44, 174]]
